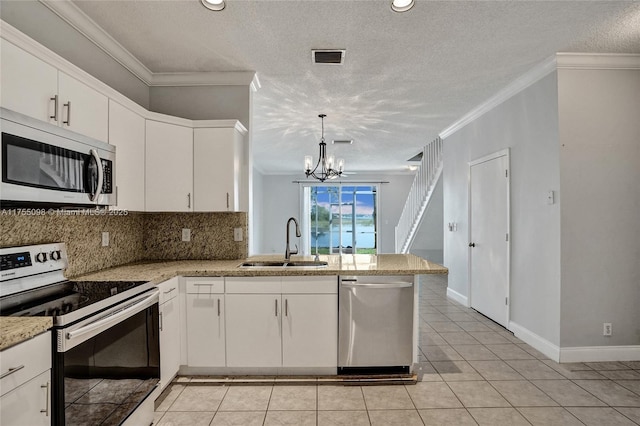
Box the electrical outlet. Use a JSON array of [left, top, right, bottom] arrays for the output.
[[101, 231, 109, 247], [182, 228, 191, 242], [234, 227, 243, 242], [603, 323, 612, 336]]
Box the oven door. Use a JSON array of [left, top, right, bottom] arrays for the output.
[[53, 290, 160, 426], [0, 109, 115, 207]]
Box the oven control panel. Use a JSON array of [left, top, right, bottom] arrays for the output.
[[0, 243, 67, 282]]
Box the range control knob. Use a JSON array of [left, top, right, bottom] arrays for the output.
[[50, 250, 62, 261], [35, 252, 48, 263]]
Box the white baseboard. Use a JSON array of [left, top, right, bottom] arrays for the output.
[[446, 287, 468, 307], [559, 346, 640, 363], [509, 321, 560, 362]]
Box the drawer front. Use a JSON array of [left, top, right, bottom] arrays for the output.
[[158, 277, 179, 305], [0, 332, 51, 396], [225, 277, 281, 294], [185, 277, 224, 294], [281, 276, 338, 294]]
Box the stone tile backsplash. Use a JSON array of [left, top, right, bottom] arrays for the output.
[[0, 211, 247, 277]]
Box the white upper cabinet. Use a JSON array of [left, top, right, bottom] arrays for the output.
[[108, 101, 145, 211], [193, 126, 245, 212], [1, 39, 108, 142], [145, 120, 193, 212], [1, 39, 58, 124], [57, 72, 108, 142]]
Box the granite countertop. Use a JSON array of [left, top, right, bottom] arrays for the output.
[[0, 317, 52, 351], [70, 254, 448, 283]]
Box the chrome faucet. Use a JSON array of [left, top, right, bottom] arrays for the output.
[[285, 217, 301, 260]]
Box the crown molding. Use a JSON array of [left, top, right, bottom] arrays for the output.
[[193, 119, 248, 135], [39, 0, 259, 89], [556, 52, 640, 70], [439, 55, 557, 139]]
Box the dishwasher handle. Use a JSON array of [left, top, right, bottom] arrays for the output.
[[341, 281, 413, 289]]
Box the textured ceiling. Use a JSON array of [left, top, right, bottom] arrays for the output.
[[71, 0, 640, 174]]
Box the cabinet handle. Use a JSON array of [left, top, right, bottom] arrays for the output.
[[63, 101, 71, 125], [217, 298, 221, 317], [40, 382, 50, 416], [50, 95, 58, 121], [275, 299, 278, 317], [226, 192, 230, 210], [285, 299, 288, 317], [163, 287, 176, 294], [159, 312, 163, 331], [187, 193, 191, 209], [0, 365, 24, 379]]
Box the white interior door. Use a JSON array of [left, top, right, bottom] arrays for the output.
[[469, 151, 510, 327]]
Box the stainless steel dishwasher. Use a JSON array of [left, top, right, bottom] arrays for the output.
[[338, 275, 414, 374]]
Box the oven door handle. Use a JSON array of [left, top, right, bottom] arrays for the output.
[[64, 290, 159, 347]]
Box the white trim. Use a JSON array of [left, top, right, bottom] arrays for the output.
[[446, 287, 468, 307], [469, 148, 510, 167], [193, 120, 248, 135], [556, 53, 640, 70], [509, 321, 560, 362], [150, 71, 258, 87], [559, 345, 640, 363], [439, 56, 556, 139]]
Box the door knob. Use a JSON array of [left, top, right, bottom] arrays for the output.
[[468, 242, 476, 247]]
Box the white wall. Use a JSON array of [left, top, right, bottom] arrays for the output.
[[410, 176, 444, 263], [255, 174, 414, 255], [251, 169, 265, 255], [558, 67, 640, 348], [442, 72, 562, 346]]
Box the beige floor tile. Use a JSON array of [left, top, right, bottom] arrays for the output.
[[616, 380, 640, 396], [428, 322, 464, 332], [368, 409, 423, 425], [419, 333, 447, 346], [431, 360, 483, 381], [444, 312, 478, 322], [156, 411, 215, 426], [415, 362, 444, 382], [530, 380, 606, 406], [456, 321, 493, 332], [317, 385, 366, 411], [418, 408, 477, 425], [447, 381, 510, 408], [516, 344, 550, 360], [585, 361, 629, 371], [264, 410, 316, 426], [362, 385, 414, 410], [541, 360, 607, 380], [574, 380, 640, 406], [451, 344, 499, 360], [422, 345, 463, 362], [505, 359, 565, 380], [422, 313, 451, 322], [439, 332, 480, 345], [169, 385, 228, 411], [405, 382, 463, 409], [615, 407, 640, 423], [485, 344, 535, 360], [268, 385, 317, 410], [623, 361, 640, 370], [218, 385, 273, 411], [467, 331, 511, 345], [467, 407, 530, 425], [317, 410, 370, 426], [518, 407, 584, 425], [153, 411, 164, 424], [495, 331, 524, 344], [566, 407, 637, 425], [155, 384, 186, 412], [600, 370, 640, 380], [490, 380, 558, 407], [210, 411, 266, 426], [468, 360, 524, 381]]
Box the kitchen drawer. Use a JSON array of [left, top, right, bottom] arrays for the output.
[[281, 276, 337, 294], [225, 277, 281, 294], [185, 277, 224, 294], [0, 332, 51, 397], [158, 277, 179, 305]]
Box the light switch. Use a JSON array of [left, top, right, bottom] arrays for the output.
[[547, 190, 555, 205], [182, 228, 191, 242], [101, 232, 109, 247], [234, 227, 243, 242]]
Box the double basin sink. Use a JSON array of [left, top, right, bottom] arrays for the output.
[[239, 260, 328, 269]]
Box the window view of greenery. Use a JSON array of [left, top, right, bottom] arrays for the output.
[[309, 186, 377, 255]]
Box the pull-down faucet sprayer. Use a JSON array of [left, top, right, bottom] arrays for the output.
[[285, 217, 301, 260]]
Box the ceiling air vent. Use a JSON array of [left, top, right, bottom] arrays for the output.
[[312, 49, 346, 65]]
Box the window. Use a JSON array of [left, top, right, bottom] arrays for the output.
[[302, 185, 378, 255]]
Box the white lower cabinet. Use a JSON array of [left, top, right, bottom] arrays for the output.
[[185, 278, 226, 367], [0, 332, 51, 426], [158, 278, 180, 389]]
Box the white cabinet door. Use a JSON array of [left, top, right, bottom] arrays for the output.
[[108, 101, 145, 211], [0, 370, 50, 426], [145, 120, 193, 212], [160, 297, 180, 389], [193, 127, 242, 211], [0, 39, 58, 124], [186, 293, 226, 367], [225, 294, 281, 367], [282, 294, 337, 368], [58, 72, 109, 142]]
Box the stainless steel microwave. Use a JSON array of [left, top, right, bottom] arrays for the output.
[[1, 108, 115, 208]]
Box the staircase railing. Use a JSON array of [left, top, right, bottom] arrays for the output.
[[395, 137, 443, 253]]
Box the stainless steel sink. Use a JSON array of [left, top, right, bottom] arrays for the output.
[[239, 260, 328, 268]]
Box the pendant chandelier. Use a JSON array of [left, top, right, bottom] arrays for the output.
[[304, 114, 344, 182]]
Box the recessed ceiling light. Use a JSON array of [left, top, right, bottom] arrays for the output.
[[201, 0, 225, 11], [391, 0, 415, 13]]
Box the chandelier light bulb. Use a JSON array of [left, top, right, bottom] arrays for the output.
[[304, 155, 313, 172]]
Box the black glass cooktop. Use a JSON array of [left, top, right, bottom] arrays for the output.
[[0, 280, 149, 317]]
